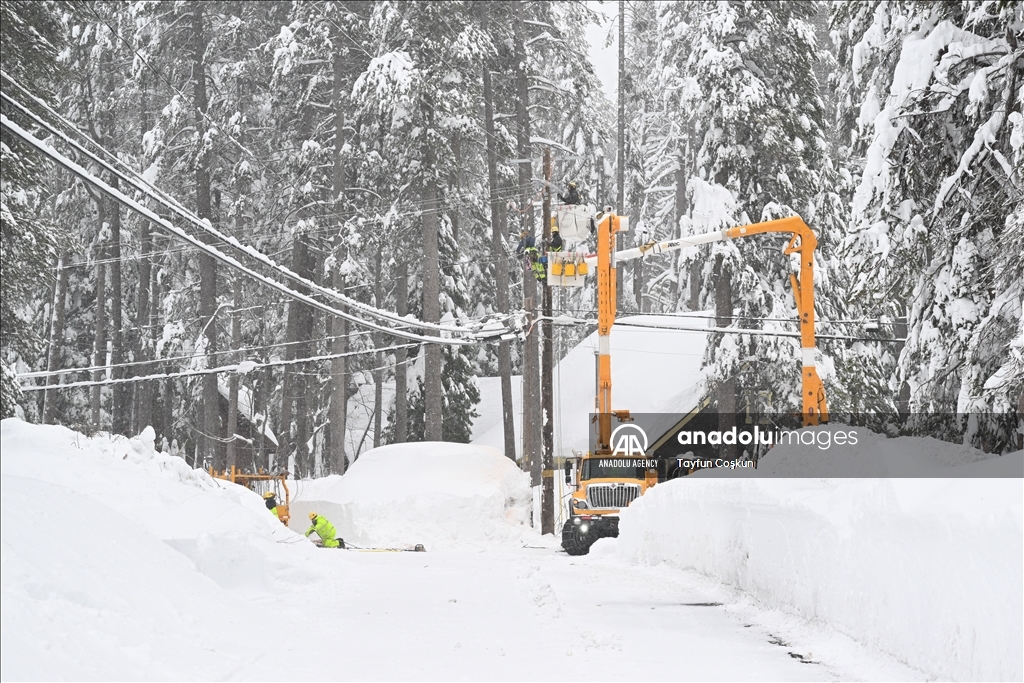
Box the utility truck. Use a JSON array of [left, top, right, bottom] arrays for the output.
[[553, 210, 828, 555]]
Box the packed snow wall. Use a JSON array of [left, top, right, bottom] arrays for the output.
[[0, 418, 321, 680], [605, 430, 1023, 681], [289, 442, 535, 550]]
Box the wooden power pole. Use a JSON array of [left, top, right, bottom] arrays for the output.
[[541, 147, 554, 535]]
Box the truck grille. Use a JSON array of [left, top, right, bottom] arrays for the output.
[[587, 484, 641, 509]]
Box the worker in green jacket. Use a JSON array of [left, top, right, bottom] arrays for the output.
[[263, 491, 280, 518], [305, 511, 344, 548]]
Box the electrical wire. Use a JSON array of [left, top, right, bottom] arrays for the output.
[[20, 328, 384, 379], [1, 112, 510, 347], [0, 81, 517, 338], [20, 342, 418, 391]]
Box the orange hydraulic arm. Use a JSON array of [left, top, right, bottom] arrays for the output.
[[589, 213, 828, 440], [722, 216, 828, 425]]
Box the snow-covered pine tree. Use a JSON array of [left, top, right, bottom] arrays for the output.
[[654, 1, 836, 421], [0, 0, 68, 417], [624, 0, 686, 314], [354, 0, 485, 443], [836, 0, 1022, 449]]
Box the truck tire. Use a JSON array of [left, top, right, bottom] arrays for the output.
[[561, 519, 592, 556]]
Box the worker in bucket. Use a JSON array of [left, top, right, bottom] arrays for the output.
[[558, 181, 581, 205], [263, 491, 280, 518], [305, 511, 344, 549], [549, 223, 563, 252]]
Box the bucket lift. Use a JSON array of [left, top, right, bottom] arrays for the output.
[[556, 210, 829, 555], [548, 210, 829, 427]]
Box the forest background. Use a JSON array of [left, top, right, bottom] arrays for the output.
[[1, 0, 1021, 480]]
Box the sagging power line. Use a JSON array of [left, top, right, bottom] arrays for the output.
[[0, 111, 523, 348]]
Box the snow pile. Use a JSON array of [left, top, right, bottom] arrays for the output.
[[604, 431, 1023, 681], [0, 418, 318, 680], [290, 442, 535, 550]]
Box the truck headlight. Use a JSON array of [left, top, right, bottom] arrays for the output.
[[573, 499, 588, 509]]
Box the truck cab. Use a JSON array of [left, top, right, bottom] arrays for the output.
[[561, 453, 658, 555]]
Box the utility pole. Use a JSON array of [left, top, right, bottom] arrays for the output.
[[541, 147, 554, 535]]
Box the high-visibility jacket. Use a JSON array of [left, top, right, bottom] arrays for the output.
[[306, 516, 339, 548], [271, 507, 279, 518]]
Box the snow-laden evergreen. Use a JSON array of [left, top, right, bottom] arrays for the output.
[[835, 0, 1022, 448]]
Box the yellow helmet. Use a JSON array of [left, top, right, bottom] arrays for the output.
[[262, 491, 275, 500], [309, 511, 318, 520]]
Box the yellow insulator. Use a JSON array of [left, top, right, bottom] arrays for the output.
[[577, 258, 589, 276], [551, 258, 564, 277], [563, 262, 576, 277]]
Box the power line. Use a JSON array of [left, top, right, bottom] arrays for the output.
[[611, 319, 906, 342], [21, 328, 386, 380], [0, 83, 517, 338], [1, 111, 518, 347], [20, 342, 418, 390]]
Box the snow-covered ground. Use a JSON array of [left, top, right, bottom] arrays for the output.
[[3, 418, 1020, 681], [600, 433, 1023, 681]]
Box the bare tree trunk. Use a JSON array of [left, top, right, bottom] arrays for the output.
[[483, 64, 517, 461], [372, 247, 383, 449], [328, 30, 348, 474], [514, 8, 540, 484], [279, 344, 295, 472], [226, 275, 241, 471], [43, 252, 69, 424], [92, 199, 108, 431], [109, 178, 127, 435], [715, 254, 737, 460], [293, 235, 314, 476], [134, 219, 153, 433], [134, 77, 153, 435], [329, 282, 348, 474], [422, 170, 443, 442], [393, 263, 408, 443], [280, 232, 315, 475], [191, 2, 220, 469], [523, 274, 539, 483]]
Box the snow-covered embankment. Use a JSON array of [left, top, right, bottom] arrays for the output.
[[289, 442, 535, 550], [0, 418, 317, 680], [603, 432, 1023, 681]]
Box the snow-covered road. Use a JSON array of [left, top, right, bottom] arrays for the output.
[[239, 545, 916, 681], [5, 420, 1013, 681]]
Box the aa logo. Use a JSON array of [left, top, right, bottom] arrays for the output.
[[611, 424, 648, 456]]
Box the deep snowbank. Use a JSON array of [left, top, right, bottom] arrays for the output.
[[290, 442, 536, 550], [0, 418, 319, 679], [604, 431, 1023, 681]]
